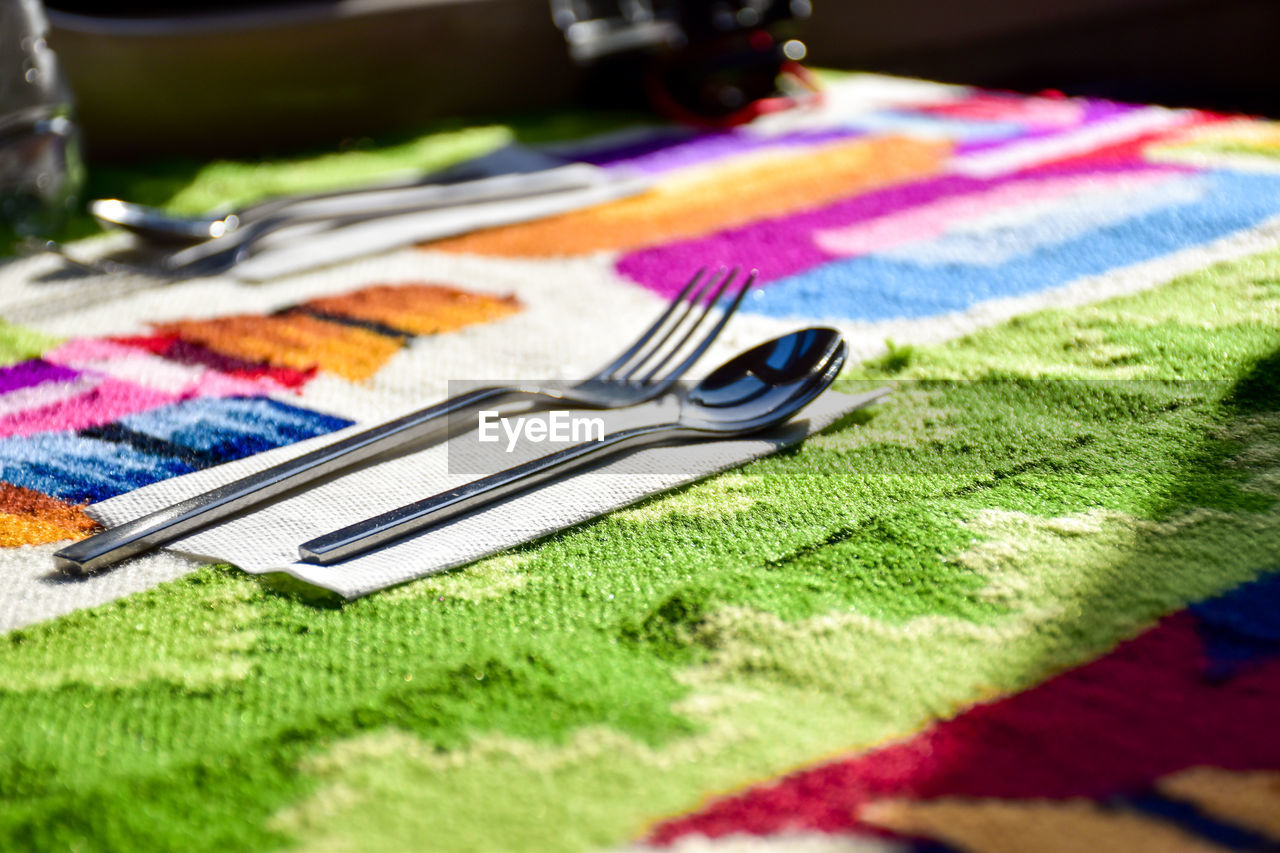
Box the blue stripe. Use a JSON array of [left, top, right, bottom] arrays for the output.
[[1191, 570, 1280, 681], [746, 169, 1280, 322], [79, 423, 226, 471], [1, 397, 352, 504], [118, 397, 352, 463], [0, 433, 194, 503], [843, 111, 1029, 141]]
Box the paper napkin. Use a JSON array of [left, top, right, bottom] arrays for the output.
[[86, 389, 885, 598]]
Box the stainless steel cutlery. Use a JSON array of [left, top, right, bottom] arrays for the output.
[[53, 268, 754, 573], [299, 326, 848, 565], [56, 144, 649, 280]]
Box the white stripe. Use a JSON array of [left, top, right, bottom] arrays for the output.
[[950, 107, 1200, 178], [0, 375, 102, 418], [49, 350, 208, 395]]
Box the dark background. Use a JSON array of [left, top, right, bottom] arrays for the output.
[[804, 0, 1280, 117], [42, 0, 1280, 159]]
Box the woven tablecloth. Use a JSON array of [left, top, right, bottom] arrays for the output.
[[0, 74, 1278, 851]]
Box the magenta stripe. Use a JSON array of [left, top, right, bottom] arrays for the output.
[[0, 378, 177, 438], [46, 338, 277, 397], [616, 160, 1193, 296], [813, 170, 1175, 257], [0, 359, 81, 395]]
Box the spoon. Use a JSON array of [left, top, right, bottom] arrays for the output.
[[88, 145, 599, 247], [88, 198, 245, 245], [298, 327, 848, 565]]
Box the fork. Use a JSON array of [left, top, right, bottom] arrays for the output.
[[52, 268, 754, 573]]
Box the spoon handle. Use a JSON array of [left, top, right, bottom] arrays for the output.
[[298, 423, 679, 565]]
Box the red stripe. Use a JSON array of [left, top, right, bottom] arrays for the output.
[[646, 611, 1280, 844]]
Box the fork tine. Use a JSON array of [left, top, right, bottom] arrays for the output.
[[627, 268, 738, 383], [595, 268, 708, 378], [644, 269, 755, 392], [614, 267, 728, 381]]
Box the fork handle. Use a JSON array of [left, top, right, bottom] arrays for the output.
[[52, 386, 530, 574], [297, 422, 687, 565]]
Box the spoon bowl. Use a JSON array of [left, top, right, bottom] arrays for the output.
[[679, 326, 846, 433], [299, 327, 848, 565], [90, 199, 238, 246]]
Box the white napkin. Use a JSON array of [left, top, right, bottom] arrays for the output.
[[85, 389, 885, 598]]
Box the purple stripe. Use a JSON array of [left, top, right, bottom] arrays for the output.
[[578, 128, 864, 175], [576, 97, 1140, 173], [0, 359, 81, 395], [616, 159, 1193, 296], [160, 338, 273, 374], [570, 129, 695, 165]]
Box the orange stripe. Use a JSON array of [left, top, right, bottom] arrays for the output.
[[157, 283, 521, 382], [0, 482, 98, 546], [155, 314, 402, 382], [0, 512, 92, 547], [862, 797, 1227, 853], [427, 135, 950, 257], [302, 284, 520, 336]]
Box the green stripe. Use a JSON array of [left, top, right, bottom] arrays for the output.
[[0, 322, 60, 366]]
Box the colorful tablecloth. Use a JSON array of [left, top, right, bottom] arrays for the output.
[[0, 73, 1277, 851]]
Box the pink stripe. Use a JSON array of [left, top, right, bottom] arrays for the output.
[[0, 378, 177, 438], [617, 161, 1190, 296], [0, 375, 102, 418], [918, 93, 1085, 128], [47, 339, 137, 363], [813, 170, 1175, 257], [48, 338, 287, 398], [951, 108, 1205, 178]]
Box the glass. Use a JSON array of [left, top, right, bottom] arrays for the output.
[[0, 0, 82, 239]]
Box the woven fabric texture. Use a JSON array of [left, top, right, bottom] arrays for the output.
[[0, 73, 1277, 851]]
